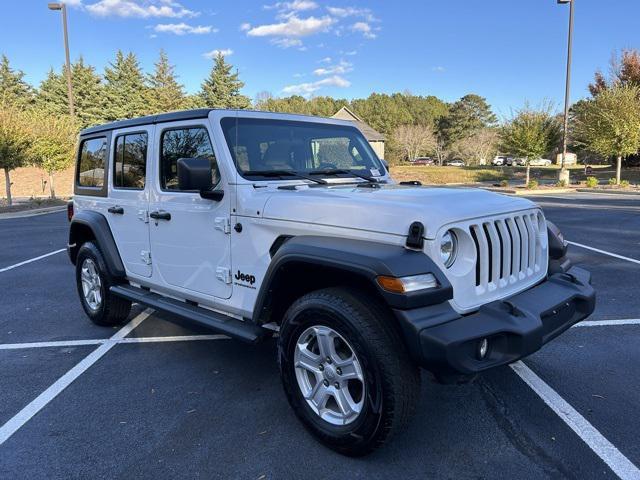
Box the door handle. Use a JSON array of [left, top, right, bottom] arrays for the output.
[[149, 210, 171, 221], [108, 206, 124, 215]]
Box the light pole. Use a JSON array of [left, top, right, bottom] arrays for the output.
[[48, 2, 75, 117], [558, 0, 574, 185]]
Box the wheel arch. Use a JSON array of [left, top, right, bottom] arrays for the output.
[[68, 210, 126, 279], [252, 236, 452, 326]]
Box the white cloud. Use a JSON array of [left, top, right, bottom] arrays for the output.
[[319, 56, 332, 63], [247, 15, 334, 38], [203, 49, 234, 59], [351, 21, 376, 39], [264, 1, 318, 12], [85, 0, 198, 18], [282, 75, 350, 96], [239, 22, 251, 31], [342, 50, 357, 56], [432, 66, 446, 72], [313, 60, 352, 76], [326, 6, 373, 20], [154, 22, 215, 35], [64, 0, 84, 7]]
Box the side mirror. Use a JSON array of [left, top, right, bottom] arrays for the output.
[[177, 157, 224, 201]]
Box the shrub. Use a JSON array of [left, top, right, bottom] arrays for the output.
[[500, 179, 509, 188], [556, 179, 567, 187], [620, 180, 630, 188], [527, 179, 539, 189], [608, 177, 617, 186], [586, 176, 599, 188]]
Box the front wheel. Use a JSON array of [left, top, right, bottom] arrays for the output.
[[278, 288, 420, 456]]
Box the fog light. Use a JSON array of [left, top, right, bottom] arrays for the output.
[[477, 338, 489, 360]]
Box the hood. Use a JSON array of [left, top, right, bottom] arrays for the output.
[[261, 184, 537, 239]]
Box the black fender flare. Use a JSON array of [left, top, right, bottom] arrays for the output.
[[252, 235, 452, 323], [68, 210, 126, 278]]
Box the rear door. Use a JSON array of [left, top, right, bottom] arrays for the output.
[[105, 126, 153, 278]]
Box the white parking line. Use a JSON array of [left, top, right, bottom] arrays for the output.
[[568, 241, 640, 266], [0, 334, 231, 351], [0, 309, 152, 446], [575, 319, 640, 327], [511, 361, 640, 480], [0, 248, 66, 273]]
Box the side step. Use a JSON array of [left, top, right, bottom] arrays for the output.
[[110, 284, 267, 344]]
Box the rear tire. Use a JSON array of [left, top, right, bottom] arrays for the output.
[[278, 287, 420, 456], [75, 241, 131, 326]]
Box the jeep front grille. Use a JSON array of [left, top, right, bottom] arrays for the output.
[[469, 212, 544, 291]]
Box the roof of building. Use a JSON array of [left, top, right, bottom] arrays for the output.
[[331, 106, 385, 142]]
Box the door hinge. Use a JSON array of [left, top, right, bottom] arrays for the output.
[[138, 209, 149, 223], [214, 217, 231, 234], [141, 250, 152, 265], [216, 267, 232, 284]]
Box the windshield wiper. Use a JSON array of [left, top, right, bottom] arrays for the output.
[[243, 169, 328, 185], [309, 168, 378, 183]]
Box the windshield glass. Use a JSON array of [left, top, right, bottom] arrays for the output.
[[220, 117, 384, 179]]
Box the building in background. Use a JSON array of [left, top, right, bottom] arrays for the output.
[[331, 107, 386, 160]]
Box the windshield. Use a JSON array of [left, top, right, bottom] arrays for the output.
[[220, 117, 385, 180]]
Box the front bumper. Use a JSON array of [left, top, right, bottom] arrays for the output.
[[394, 266, 595, 376]]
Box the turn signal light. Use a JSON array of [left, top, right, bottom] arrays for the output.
[[376, 273, 438, 294]]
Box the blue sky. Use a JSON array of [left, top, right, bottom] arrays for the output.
[[1, 0, 639, 115]]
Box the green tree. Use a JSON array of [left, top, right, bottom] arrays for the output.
[[103, 51, 148, 121], [501, 103, 562, 186], [27, 110, 78, 198], [147, 49, 186, 113], [199, 53, 250, 109], [0, 104, 32, 205], [589, 49, 640, 96], [37, 58, 104, 128], [439, 94, 497, 146], [573, 85, 640, 184], [351, 93, 412, 135], [0, 55, 34, 107]]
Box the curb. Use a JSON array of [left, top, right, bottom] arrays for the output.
[[0, 205, 67, 220], [481, 187, 575, 196], [576, 188, 640, 196]]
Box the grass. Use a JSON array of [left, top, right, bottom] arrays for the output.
[[389, 164, 640, 187], [0, 197, 67, 214]]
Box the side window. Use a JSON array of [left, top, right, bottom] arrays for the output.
[[78, 137, 107, 187], [114, 132, 148, 189], [160, 127, 220, 190]]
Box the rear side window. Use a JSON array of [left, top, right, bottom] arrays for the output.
[[78, 137, 107, 187], [160, 127, 220, 190], [114, 132, 148, 189]]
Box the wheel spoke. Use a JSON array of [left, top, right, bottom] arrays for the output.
[[81, 268, 91, 283], [314, 327, 336, 360], [337, 360, 363, 381], [308, 382, 329, 408], [93, 288, 102, 305], [295, 344, 321, 374], [333, 387, 358, 418]]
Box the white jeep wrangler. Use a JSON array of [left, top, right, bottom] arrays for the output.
[[68, 109, 595, 456]]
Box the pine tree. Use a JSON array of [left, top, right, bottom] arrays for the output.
[[103, 51, 148, 121], [199, 53, 250, 109], [0, 55, 34, 108], [37, 58, 104, 129], [147, 49, 186, 113]]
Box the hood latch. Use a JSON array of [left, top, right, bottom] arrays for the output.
[[406, 221, 425, 250]]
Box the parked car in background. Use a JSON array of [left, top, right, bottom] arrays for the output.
[[492, 156, 508, 166], [529, 158, 553, 166], [445, 159, 465, 167], [512, 158, 526, 166], [411, 157, 435, 166]]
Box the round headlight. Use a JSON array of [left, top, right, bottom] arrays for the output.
[[440, 230, 457, 268]]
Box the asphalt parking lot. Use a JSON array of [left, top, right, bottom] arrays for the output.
[[1, 192, 639, 480]]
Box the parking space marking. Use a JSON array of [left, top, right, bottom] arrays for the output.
[[0, 309, 152, 446], [568, 241, 640, 266], [575, 319, 640, 327], [0, 339, 106, 350], [119, 334, 229, 343], [511, 361, 640, 480], [0, 248, 66, 273]]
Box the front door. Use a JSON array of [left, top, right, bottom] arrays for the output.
[[148, 121, 232, 299], [106, 126, 153, 278]]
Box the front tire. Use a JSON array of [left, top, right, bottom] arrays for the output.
[[75, 241, 131, 326], [278, 288, 420, 456]]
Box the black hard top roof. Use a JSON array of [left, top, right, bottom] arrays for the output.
[[80, 109, 214, 136]]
